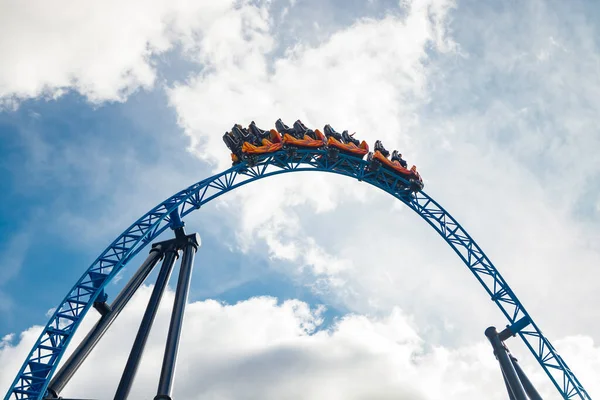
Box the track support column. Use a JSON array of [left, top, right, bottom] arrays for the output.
[[47, 245, 165, 398], [155, 233, 200, 400], [113, 246, 180, 400], [510, 354, 543, 400], [485, 327, 528, 400]]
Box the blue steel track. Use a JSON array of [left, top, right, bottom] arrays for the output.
[[5, 148, 591, 400]]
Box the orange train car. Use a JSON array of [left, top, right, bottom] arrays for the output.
[[226, 128, 283, 163], [373, 150, 422, 181], [327, 136, 369, 157], [282, 129, 326, 148], [242, 139, 282, 155], [241, 129, 282, 153]]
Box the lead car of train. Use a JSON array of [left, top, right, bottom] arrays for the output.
[[222, 119, 424, 192]]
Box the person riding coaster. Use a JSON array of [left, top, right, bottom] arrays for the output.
[[323, 125, 359, 146], [223, 123, 255, 163], [249, 121, 282, 145], [369, 140, 423, 190], [223, 130, 243, 163], [391, 150, 407, 168], [323, 124, 343, 141], [241, 121, 283, 157], [223, 122, 283, 164], [293, 120, 318, 140], [342, 131, 360, 147], [276, 118, 325, 148], [275, 119, 299, 138], [374, 140, 390, 158], [323, 124, 369, 158], [232, 124, 259, 146]]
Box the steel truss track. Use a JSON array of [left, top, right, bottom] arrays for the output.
[[5, 149, 591, 400]]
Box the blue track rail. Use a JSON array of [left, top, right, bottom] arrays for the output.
[[4, 149, 591, 399]]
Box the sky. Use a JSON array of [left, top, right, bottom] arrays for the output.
[[0, 0, 600, 399]]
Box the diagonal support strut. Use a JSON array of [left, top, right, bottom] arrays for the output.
[[47, 246, 165, 398], [113, 246, 180, 400], [155, 233, 200, 400]]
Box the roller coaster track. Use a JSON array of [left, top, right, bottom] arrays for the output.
[[5, 148, 591, 399]]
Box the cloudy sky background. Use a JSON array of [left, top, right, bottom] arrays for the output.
[[1, 0, 600, 398]]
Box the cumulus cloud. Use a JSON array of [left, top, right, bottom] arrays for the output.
[[164, 1, 600, 394], [0, 0, 262, 105], [167, 0, 600, 335], [167, 0, 460, 318], [3, 0, 600, 398], [169, 0, 454, 168], [5, 289, 592, 399]]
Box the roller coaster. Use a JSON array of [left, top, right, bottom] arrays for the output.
[[4, 119, 591, 399], [223, 119, 424, 192]]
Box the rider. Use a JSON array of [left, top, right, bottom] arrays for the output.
[[324, 125, 361, 146], [341, 130, 360, 147], [249, 121, 271, 143], [374, 140, 390, 158], [293, 119, 317, 140], [391, 150, 407, 168], [323, 124, 343, 141], [233, 124, 261, 146], [223, 130, 243, 161], [276, 118, 301, 138]]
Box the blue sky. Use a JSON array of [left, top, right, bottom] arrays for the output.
[[0, 89, 186, 331], [0, 87, 340, 336], [0, 0, 430, 338], [1, 0, 600, 398]]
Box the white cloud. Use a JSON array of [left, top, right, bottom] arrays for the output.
[[0, 0, 256, 105], [165, 1, 600, 393], [5, 290, 595, 399], [161, 0, 476, 343], [169, 0, 454, 168], [167, 0, 460, 324], [3, 0, 600, 398]]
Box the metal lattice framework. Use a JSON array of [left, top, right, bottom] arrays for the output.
[[5, 148, 591, 400]]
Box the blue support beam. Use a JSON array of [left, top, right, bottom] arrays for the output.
[[486, 326, 528, 400], [167, 208, 184, 231], [510, 354, 543, 400], [45, 247, 164, 398], [114, 247, 179, 400], [4, 149, 591, 400], [500, 316, 532, 341], [155, 234, 199, 399]]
